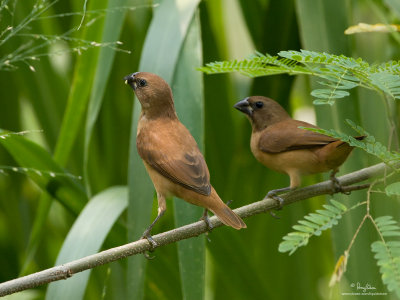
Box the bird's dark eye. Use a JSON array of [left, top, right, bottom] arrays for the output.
[[255, 101, 264, 108], [138, 79, 147, 88]]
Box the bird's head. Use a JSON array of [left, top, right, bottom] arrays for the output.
[[234, 96, 290, 131], [124, 72, 175, 117]]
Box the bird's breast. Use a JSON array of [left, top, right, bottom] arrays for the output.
[[142, 161, 174, 197], [137, 113, 149, 136]]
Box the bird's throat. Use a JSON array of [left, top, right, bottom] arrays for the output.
[[142, 105, 177, 120]]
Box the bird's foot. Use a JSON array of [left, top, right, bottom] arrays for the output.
[[200, 214, 214, 232], [143, 251, 156, 260], [141, 230, 158, 259], [141, 230, 158, 248], [266, 190, 285, 210], [264, 190, 286, 219], [200, 209, 214, 238], [200, 209, 213, 242], [330, 175, 351, 195], [268, 210, 281, 219]]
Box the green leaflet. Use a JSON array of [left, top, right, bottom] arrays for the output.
[[279, 199, 348, 255], [371, 216, 400, 297], [385, 182, 400, 197], [300, 119, 400, 167], [200, 50, 400, 104]]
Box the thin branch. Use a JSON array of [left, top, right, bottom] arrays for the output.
[[0, 162, 393, 297]]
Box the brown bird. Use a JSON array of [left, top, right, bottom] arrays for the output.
[[234, 96, 364, 206], [124, 72, 246, 246]]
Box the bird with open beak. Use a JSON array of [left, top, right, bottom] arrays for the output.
[[125, 72, 246, 246], [234, 96, 364, 207]]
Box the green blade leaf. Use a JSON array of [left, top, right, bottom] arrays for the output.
[[22, 0, 107, 275], [46, 186, 128, 300], [172, 11, 205, 300], [127, 1, 201, 299], [0, 130, 86, 213], [83, 0, 130, 195], [385, 0, 400, 18]]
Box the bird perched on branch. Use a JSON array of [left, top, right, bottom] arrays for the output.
[[234, 96, 364, 207], [124, 72, 246, 246]]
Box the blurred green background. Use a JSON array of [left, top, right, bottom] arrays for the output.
[[0, 0, 399, 299]]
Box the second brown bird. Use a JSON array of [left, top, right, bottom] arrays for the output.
[[234, 96, 363, 205], [125, 72, 246, 246]]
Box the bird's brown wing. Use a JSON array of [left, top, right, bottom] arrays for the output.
[[258, 119, 339, 153], [137, 121, 211, 196]]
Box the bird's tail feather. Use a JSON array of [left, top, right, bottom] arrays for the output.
[[210, 202, 246, 230], [355, 135, 367, 140]]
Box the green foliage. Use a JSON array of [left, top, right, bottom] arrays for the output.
[[281, 202, 400, 295], [0, 130, 86, 213], [199, 49, 400, 105], [385, 182, 400, 197], [47, 186, 127, 300], [300, 119, 400, 168], [0, 0, 399, 299], [371, 216, 400, 297], [0, 0, 128, 72], [279, 199, 349, 255], [83, 0, 132, 195]]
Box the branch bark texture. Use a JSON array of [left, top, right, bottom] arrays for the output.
[[0, 162, 390, 297]]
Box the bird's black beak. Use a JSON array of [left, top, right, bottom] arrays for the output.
[[124, 72, 138, 90], [234, 98, 252, 116]]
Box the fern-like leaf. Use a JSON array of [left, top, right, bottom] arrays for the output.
[[279, 199, 348, 255], [385, 182, 400, 197], [370, 73, 400, 100], [300, 120, 400, 168], [200, 49, 400, 104], [371, 216, 400, 297]]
